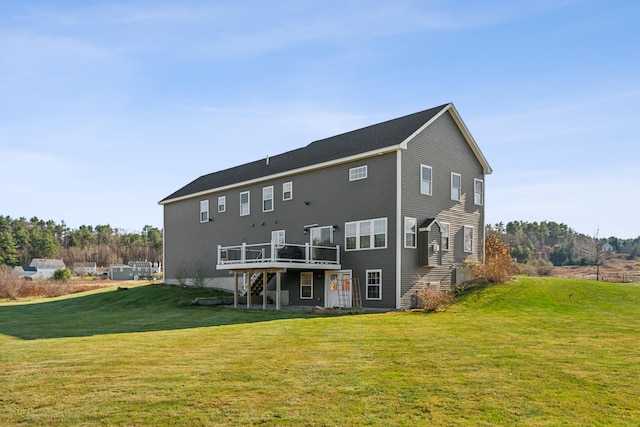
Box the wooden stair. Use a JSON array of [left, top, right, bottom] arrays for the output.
[[248, 271, 276, 296]]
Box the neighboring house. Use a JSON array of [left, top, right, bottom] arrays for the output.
[[159, 103, 492, 310], [73, 262, 97, 276], [109, 261, 161, 280], [14, 259, 66, 280]]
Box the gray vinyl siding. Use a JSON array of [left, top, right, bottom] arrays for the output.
[[399, 110, 486, 296], [163, 152, 399, 308]]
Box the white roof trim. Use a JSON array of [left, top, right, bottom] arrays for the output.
[[400, 103, 492, 175], [159, 145, 404, 205]]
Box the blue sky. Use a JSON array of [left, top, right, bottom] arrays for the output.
[[1, 0, 638, 238]]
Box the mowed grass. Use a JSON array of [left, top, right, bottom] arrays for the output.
[[1, 278, 639, 426]]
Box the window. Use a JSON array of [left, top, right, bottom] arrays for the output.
[[366, 270, 382, 300], [464, 226, 474, 253], [200, 200, 209, 223], [272, 230, 285, 249], [451, 173, 461, 201], [263, 186, 274, 212], [441, 222, 450, 251], [345, 218, 387, 250], [404, 217, 417, 248], [240, 191, 250, 216], [420, 165, 432, 195], [474, 179, 484, 205], [217, 196, 226, 213], [349, 165, 368, 181], [283, 182, 293, 201], [300, 272, 313, 299], [310, 226, 333, 245]]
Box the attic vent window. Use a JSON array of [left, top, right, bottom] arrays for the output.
[[349, 165, 368, 181]]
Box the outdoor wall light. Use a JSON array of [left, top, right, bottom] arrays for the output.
[[304, 201, 310, 205]]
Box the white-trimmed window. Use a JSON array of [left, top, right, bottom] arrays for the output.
[[263, 186, 274, 212], [404, 217, 417, 248], [310, 226, 333, 245], [451, 173, 461, 201], [474, 179, 484, 206], [366, 269, 382, 300], [441, 222, 450, 251], [283, 181, 293, 201], [300, 272, 313, 299], [345, 218, 387, 250], [217, 196, 226, 213], [272, 230, 285, 249], [349, 165, 368, 181], [240, 191, 250, 216], [420, 165, 432, 195], [200, 200, 209, 223], [464, 226, 474, 253]]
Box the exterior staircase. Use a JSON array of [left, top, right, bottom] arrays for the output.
[[399, 270, 453, 310], [245, 271, 276, 296]]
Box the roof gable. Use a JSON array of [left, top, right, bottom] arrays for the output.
[[160, 103, 491, 204]]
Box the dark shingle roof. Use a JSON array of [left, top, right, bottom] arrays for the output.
[[160, 104, 449, 203]]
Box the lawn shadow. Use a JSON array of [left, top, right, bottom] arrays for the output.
[[0, 284, 323, 340]]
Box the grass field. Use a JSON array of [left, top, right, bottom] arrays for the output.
[[1, 277, 639, 426]]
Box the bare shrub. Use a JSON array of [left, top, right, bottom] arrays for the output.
[[528, 259, 554, 276], [414, 276, 453, 311], [470, 232, 518, 284], [0, 265, 24, 300]]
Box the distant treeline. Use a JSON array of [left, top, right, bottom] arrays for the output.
[[0, 216, 162, 268], [488, 221, 640, 265]]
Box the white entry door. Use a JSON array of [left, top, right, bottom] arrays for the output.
[[325, 270, 352, 308]]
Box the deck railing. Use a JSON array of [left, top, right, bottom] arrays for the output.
[[218, 242, 340, 266]]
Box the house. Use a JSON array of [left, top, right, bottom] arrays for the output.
[[159, 103, 492, 310], [14, 259, 66, 280], [109, 261, 161, 280], [73, 262, 97, 276]]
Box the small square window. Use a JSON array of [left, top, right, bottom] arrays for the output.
[[218, 196, 226, 213], [349, 165, 368, 181]]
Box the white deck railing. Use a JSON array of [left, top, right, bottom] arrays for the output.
[[218, 242, 340, 267]]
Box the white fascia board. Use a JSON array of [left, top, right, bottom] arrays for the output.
[[159, 145, 404, 205], [399, 103, 493, 175], [446, 104, 493, 175]]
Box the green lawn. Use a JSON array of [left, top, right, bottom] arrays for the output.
[[1, 278, 639, 426]]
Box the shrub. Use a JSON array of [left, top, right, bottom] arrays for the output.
[[528, 259, 554, 276], [414, 276, 453, 311], [53, 268, 72, 282], [470, 232, 518, 284], [0, 265, 24, 300]]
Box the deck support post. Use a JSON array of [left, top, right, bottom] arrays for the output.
[[247, 272, 251, 309], [276, 271, 281, 310], [233, 272, 238, 308], [262, 271, 268, 309]]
